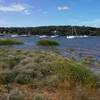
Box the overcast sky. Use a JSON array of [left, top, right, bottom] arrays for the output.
[[0, 0, 100, 27]]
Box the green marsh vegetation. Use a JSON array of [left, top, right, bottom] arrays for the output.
[[0, 49, 99, 100], [36, 39, 59, 46], [0, 39, 23, 45]]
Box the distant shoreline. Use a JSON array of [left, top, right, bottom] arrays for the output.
[[0, 25, 100, 36]]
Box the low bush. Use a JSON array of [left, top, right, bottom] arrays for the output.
[[32, 93, 45, 100], [43, 75, 61, 88], [53, 59, 97, 87], [0, 70, 16, 92], [0, 70, 15, 84], [9, 90, 24, 100], [15, 71, 33, 84], [0, 62, 10, 70]]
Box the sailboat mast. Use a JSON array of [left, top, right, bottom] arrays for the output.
[[72, 26, 73, 35], [72, 26, 77, 36]]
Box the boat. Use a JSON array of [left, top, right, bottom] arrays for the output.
[[83, 35, 88, 38], [50, 35, 59, 38], [11, 34, 19, 38], [66, 36, 76, 39], [39, 35, 48, 38], [66, 27, 88, 39], [20, 35, 31, 37], [66, 35, 88, 39]]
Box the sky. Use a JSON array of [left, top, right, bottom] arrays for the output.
[[0, 0, 100, 27]]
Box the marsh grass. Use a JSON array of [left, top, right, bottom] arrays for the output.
[[0, 49, 99, 99], [0, 39, 23, 45], [0, 49, 97, 87], [52, 59, 97, 88], [36, 39, 59, 46]]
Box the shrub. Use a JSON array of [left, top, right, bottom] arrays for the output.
[[6, 60, 18, 69], [0, 62, 10, 70], [36, 40, 59, 46], [9, 90, 24, 100], [53, 59, 97, 87], [0, 70, 16, 92], [43, 75, 61, 88], [0, 70, 15, 84], [15, 72, 33, 84], [13, 62, 54, 80], [32, 93, 45, 100]]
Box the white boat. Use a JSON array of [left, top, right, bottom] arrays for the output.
[[83, 35, 88, 37], [66, 35, 88, 39], [11, 35, 19, 38], [39, 35, 48, 38], [66, 36, 76, 39], [75, 35, 88, 38], [20, 35, 31, 37], [51, 35, 59, 38], [66, 27, 77, 39], [66, 27, 88, 39]]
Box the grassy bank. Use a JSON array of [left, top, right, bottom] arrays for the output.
[[37, 39, 59, 46], [0, 49, 99, 100], [0, 39, 23, 45]]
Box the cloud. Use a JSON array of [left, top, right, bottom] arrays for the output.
[[57, 6, 69, 11], [0, 3, 31, 15]]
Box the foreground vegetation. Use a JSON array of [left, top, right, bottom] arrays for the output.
[[0, 39, 23, 45], [37, 40, 59, 46], [0, 49, 99, 100]]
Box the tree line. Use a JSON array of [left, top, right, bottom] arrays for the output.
[[0, 26, 100, 36]]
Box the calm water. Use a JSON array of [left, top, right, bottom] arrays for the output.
[[9, 36, 100, 49], [1, 35, 100, 59]]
